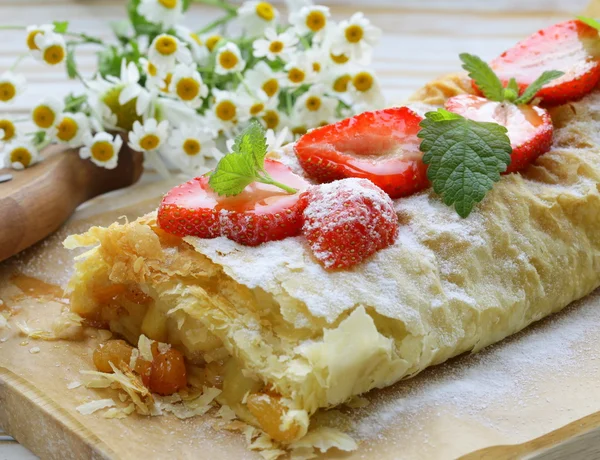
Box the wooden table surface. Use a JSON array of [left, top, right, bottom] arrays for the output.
[[0, 0, 592, 458]]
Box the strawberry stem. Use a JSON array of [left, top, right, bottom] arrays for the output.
[[257, 174, 298, 194]]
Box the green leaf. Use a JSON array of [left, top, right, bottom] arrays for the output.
[[231, 121, 267, 168], [418, 110, 512, 218], [182, 0, 192, 11], [208, 152, 258, 196], [459, 53, 505, 102], [127, 0, 162, 37], [53, 21, 69, 33], [97, 45, 123, 78], [503, 77, 519, 102], [576, 15, 600, 31], [513, 70, 565, 104], [66, 47, 78, 79]]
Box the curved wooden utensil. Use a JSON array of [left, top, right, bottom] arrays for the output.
[[0, 144, 144, 262]]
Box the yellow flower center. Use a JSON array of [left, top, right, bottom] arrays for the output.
[[10, 147, 32, 168], [215, 100, 236, 121], [218, 50, 239, 70], [155, 36, 178, 56], [0, 82, 16, 102], [262, 110, 280, 130], [90, 141, 115, 162], [56, 117, 78, 142], [146, 61, 158, 77], [158, 0, 177, 8], [345, 25, 364, 43], [288, 67, 305, 84], [291, 125, 307, 137], [333, 74, 351, 93], [0, 119, 16, 141], [206, 35, 221, 52], [353, 71, 374, 92], [32, 105, 55, 129], [312, 62, 321, 73], [305, 96, 321, 112], [176, 77, 200, 101], [189, 33, 202, 46], [330, 52, 350, 64], [26, 30, 41, 50], [102, 87, 143, 131], [255, 2, 275, 21], [183, 139, 201, 156], [305, 10, 326, 32], [43, 45, 65, 65], [250, 102, 265, 116], [262, 79, 279, 98], [269, 41, 284, 53], [161, 73, 173, 93], [140, 133, 160, 151]]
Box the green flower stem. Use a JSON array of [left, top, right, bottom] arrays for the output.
[[66, 32, 103, 44], [285, 90, 292, 115], [0, 25, 25, 30], [10, 53, 28, 71], [196, 11, 236, 35], [257, 174, 297, 194], [64, 95, 88, 111], [235, 71, 253, 94], [35, 137, 53, 151], [299, 35, 311, 50], [191, 0, 238, 14]]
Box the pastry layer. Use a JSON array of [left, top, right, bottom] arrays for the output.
[[65, 75, 600, 442]]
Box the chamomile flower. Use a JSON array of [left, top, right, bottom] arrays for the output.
[[31, 97, 64, 130], [304, 45, 328, 75], [350, 69, 385, 109], [79, 132, 123, 169], [290, 6, 330, 41], [327, 70, 352, 94], [204, 34, 223, 53], [261, 107, 283, 131], [149, 34, 192, 71], [283, 55, 317, 87], [175, 25, 208, 63], [330, 12, 381, 62], [168, 64, 208, 108], [137, 0, 183, 28], [253, 28, 298, 61], [165, 124, 222, 173], [140, 58, 163, 81], [0, 72, 26, 104], [244, 61, 282, 100], [294, 84, 338, 126], [0, 117, 18, 143], [51, 112, 90, 147], [3, 141, 39, 170], [215, 42, 246, 75], [128, 119, 169, 153], [236, 88, 276, 119], [25, 24, 54, 52], [33, 32, 67, 66], [238, 1, 279, 36], [207, 89, 249, 136]]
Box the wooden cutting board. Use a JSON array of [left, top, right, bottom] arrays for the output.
[[3, 1, 600, 459]]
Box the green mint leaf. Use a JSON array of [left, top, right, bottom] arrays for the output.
[[231, 121, 267, 169], [418, 109, 512, 218], [424, 108, 462, 122], [208, 152, 257, 196], [513, 70, 565, 104], [459, 53, 505, 102], [53, 21, 69, 33], [576, 15, 600, 31]]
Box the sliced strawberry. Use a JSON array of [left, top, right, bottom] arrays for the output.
[[300, 178, 398, 270], [488, 19, 600, 106], [158, 160, 310, 246], [293, 107, 428, 199], [445, 94, 553, 174]]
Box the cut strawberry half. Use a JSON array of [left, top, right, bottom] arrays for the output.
[[300, 178, 399, 270], [157, 159, 310, 246], [445, 94, 553, 174], [488, 19, 600, 106], [293, 107, 428, 199]]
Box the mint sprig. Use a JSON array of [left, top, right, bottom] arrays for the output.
[[418, 109, 512, 218], [208, 122, 297, 196], [459, 53, 564, 105]]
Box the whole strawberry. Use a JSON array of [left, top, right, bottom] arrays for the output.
[[300, 178, 399, 269]]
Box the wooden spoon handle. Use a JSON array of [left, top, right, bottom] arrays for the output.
[[0, 144, 143, 262]]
